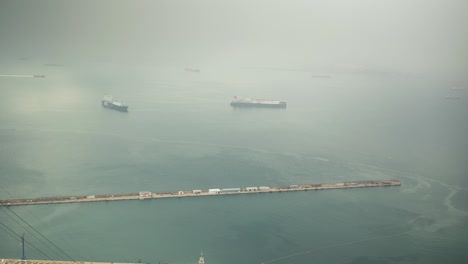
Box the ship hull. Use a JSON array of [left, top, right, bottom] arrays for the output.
[[230, 102, 286, 108], [102, 101, 128, 112]]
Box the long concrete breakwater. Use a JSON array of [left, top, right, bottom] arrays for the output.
[[0, 180, 401, 207]]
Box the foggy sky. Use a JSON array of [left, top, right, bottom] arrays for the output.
[[1, 0, 467, 78]]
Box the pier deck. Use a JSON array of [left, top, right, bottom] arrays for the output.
[[0, 180, 401, 207]]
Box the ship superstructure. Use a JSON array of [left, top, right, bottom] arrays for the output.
[[230, 96, 286, 108], [101, 94, 128, 112]]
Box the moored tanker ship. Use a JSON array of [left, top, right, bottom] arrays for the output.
[[230, 96, 286, 108]]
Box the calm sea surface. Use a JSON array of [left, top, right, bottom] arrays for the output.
[[0, 59, 467, 264]]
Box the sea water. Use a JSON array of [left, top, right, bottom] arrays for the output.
[[1, 58, 467, 264]]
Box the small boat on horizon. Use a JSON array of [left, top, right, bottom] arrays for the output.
[[451, 86, 466, 91], [44, 63, 64, 67], [184, 67, 200, 73], [445, 96, 461, 100]]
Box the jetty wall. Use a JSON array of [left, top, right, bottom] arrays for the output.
[[0, 180, 401, 207]]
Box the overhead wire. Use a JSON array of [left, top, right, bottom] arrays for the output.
[[4, 207, 76, 261], [0, 221, 53, 260], [0, 207, 65, 260], [0, 183, 118, 262], [0, 222, 22, 241], [0, 183, 76, 261], [1, 187, 65, 260]]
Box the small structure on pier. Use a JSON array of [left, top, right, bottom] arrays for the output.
[[208, 189, 220, 194], [198, 252, 205, 264], [139, 191, 152, 199]]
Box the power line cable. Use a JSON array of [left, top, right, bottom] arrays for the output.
[[0, 220, 52, 260], [0, 184, 115, 262], [5, 207, 76, 261], [0, 185, 64, 259], [0, 222, 22, 241], [1, 207, 64, 260], [0, 183, 73, 260], [0, 221, 53, 260]]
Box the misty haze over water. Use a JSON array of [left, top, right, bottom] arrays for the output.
[[0, 0, 467, 263]]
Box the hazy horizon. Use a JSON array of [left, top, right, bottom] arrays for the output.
[[1, 0, 467, 80]]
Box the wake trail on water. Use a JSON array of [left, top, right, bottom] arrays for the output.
[[369, 215, 425, 234], [348, 161, 468, 192], [346, 161, 468, 233], [262, 216, 464, 264], [262, 229, 424, 264], [0, 74, 34, 78]]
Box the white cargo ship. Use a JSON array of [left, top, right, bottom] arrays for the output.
[[101, 94, 128, 112], [230, 96, 286, 108]]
